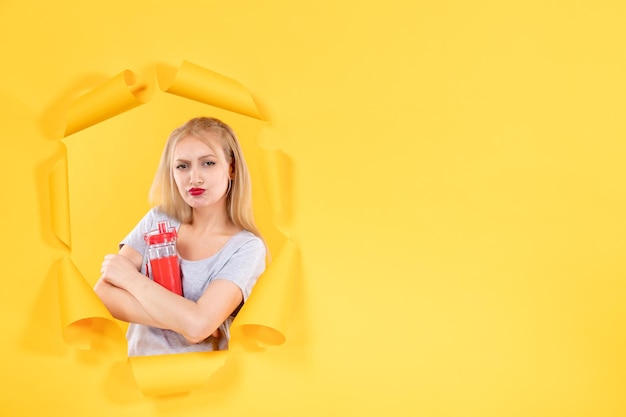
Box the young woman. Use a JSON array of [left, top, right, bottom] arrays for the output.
[[94, 117, 266, 356]]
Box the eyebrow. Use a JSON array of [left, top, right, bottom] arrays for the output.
[[174, 154, 216, 162]]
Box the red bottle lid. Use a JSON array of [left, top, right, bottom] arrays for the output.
[[144, 221, 177, 245]]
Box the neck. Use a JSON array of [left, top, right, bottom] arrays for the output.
[[189, 201, 232, 233]]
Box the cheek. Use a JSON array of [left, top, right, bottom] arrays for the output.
[[172, 171, 186, 189]]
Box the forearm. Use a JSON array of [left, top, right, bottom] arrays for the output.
[[94, 277, 163, 328], [123, 275, 220, 343]]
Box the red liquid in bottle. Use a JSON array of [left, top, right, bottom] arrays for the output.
[[149, 256, 183, 296]]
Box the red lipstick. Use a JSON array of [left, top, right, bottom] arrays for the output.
[[189, 188, 205, 196]]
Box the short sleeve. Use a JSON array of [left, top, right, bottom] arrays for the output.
[[213, 236, 266, 301]]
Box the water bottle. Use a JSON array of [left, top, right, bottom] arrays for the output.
[[144, 221, 183, 296]]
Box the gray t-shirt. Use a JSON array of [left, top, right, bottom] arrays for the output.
[[120, 208, 266, 356]]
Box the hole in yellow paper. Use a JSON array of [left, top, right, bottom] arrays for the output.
[[53, 61, 297, 397]]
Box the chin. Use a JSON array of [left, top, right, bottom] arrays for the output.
[[187, 199, 215, 208]]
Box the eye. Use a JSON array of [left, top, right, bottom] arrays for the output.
[[203, 161, 216, 166], [175, 163, 188, 170]]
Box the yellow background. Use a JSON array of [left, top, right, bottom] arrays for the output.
[[1, 1, 625, 416]]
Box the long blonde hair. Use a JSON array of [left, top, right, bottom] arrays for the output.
[[149, 117, 264, 243]]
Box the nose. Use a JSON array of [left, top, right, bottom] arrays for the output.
[[190, 166, 203, 185]]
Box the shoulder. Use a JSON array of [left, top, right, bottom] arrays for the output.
[[234, 230, 265, 246], [228, 230, 266, 257]]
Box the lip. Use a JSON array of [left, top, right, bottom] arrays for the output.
[[188, 188, 205, 196]]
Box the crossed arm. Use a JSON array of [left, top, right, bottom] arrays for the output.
[[93, 244, 242, 344]]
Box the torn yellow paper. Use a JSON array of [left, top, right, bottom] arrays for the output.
[[232, 238, 298, 347], [157, 61, 262, 120], [64, 70, 148, 136], [259, 148, 293, 233], [49, 151, 71, 247], [57, 256, 123, 350], [129, 350, 229, 397]]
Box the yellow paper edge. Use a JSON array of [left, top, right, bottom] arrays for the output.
[[49, 149, 71, 247], [129, 350, 229, 397]]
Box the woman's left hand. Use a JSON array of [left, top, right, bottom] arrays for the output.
[[100, 253, 141, 291]]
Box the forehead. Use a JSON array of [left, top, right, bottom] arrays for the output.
[[173, 132, 226, 157]]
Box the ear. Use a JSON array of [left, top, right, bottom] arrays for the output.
[[229, 163, 235, 179]]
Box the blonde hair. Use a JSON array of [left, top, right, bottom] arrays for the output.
[[149, 117, 264, 243]]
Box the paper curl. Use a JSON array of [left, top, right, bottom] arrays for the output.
[[52, 60, 297, 397], [64, 70, 148, 136], [157, 61, 263, 120], [57, 257, 123, 350], [231, 238, 298, 347]]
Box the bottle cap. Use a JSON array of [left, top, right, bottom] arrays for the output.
[[144, 221, 177, 245]]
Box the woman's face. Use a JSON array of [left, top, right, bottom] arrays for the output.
[[172, 133, 232, 210]]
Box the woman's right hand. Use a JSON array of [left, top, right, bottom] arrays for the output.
[[100, 253, 141, 290]]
